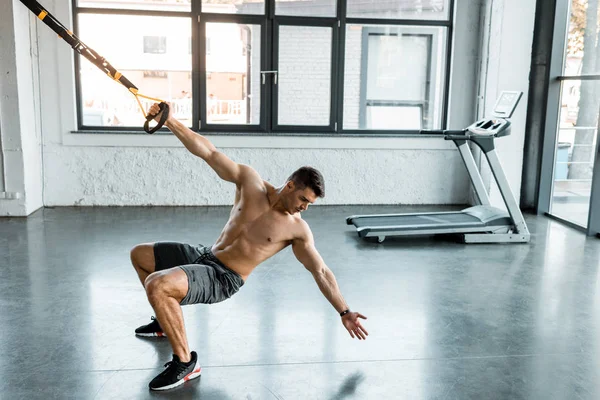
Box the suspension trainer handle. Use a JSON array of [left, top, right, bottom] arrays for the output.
[[144, 103, 170, 134]]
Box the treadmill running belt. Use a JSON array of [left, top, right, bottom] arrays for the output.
[[351, 213, 481, 228]]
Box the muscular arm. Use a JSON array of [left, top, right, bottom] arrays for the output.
[[292, 223, 349, 314], [164, 114, 251, 184], [292, 222, 368, 340]]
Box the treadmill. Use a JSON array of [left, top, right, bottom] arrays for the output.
[[346, 91, 531, 244]]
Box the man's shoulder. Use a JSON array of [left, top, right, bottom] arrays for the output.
[[238, 164, 262, 180], [236, 165, 266, 189], [291, 217, 312, 241]]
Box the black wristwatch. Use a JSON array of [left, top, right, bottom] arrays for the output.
[[340, 309, 350, 317]]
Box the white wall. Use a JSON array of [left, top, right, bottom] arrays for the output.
[[43, 142, 469, 206], [0, 0, 537, 213]]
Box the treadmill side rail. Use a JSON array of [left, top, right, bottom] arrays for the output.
[[357, 224, 512, 238], [463, 233, 530, 243]]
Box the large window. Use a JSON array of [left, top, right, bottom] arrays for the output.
[[76, 13, 192, 128], [73, 0, 453, 134], [343, 25, 447, 130], [204, 22, 261, 125]]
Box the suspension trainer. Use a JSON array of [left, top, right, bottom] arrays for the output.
[[19, 0, 169, 134]]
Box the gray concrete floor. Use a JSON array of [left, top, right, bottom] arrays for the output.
[[2, 205, 600, 399], [552, 180, 592, 227]]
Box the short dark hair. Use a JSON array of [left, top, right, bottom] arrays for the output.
[[287, 166, 325, 198]]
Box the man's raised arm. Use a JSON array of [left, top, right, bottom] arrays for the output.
[[151, 103, 250, 184], [292, 222, 369, 340]]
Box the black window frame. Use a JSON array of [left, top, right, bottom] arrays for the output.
[[72, 0, 455, 135]]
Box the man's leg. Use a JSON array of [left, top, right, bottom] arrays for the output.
[[145, 268, 191, 362], [130, 243, 156, 287]]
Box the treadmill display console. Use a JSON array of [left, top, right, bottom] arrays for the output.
[[492, 91, 522, 118]]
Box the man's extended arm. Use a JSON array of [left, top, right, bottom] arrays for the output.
[[292, 234, 348, 313], [292, 223, 368, 340], [151, 103, 249, 184]]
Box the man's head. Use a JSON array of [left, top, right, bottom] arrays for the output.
[[283, 166, 325, 214]]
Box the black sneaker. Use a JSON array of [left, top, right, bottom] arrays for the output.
[[149, 351, 201, 391], [135, 316, 166, 337]]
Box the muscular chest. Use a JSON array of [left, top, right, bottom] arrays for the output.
[[224, 185, 297, 245], [243, 211, 292, 244], [230, 206, 293, 246]]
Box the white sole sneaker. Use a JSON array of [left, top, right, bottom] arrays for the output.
[[135, 331, 167, 338], [150, 366, 202, 391]]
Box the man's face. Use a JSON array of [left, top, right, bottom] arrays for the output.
[[286, 184, 318, 214]]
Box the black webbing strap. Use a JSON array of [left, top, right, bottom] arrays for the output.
[[19, 0, 168, 133]]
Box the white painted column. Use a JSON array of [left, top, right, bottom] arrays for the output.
[[478, 0, 537, 208], [0, 0, 44, 216]]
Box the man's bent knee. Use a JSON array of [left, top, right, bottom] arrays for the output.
[[131, 243, 156, 272], [145, 270, 189, 304]]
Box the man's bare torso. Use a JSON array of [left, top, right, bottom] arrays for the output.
[[211, 176, 305, 280]]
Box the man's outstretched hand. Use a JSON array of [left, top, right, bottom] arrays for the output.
[[149, 102, 173, 124], [342, 312, 368, 340]]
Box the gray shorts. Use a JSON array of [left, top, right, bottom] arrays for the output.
[[153, 242, 244, 306]]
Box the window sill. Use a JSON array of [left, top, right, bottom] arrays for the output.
[[64, 130, 456, 150]]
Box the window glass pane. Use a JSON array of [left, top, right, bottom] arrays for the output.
[[206, 23, 261, 125], [346, 0, 449, 21], [143, 36, 167, 54], [278, 25, 332, 126], [78, 14, 192, 127], [275, 0, 336, 17], [564, 0, 600, 75], [343, 24, 447, 130], [202, 0, 264, 15], [77, 0, 191, 12], [550, 80, 599, 227]]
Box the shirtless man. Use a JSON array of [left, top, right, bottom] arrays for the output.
[[130, 103, 369, 391]]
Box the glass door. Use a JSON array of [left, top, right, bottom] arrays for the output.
[[540, 0, 600, 236], [550, 79, 598, 228]]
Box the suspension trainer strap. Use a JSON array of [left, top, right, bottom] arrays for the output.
[[19, 0, 169, 133]]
